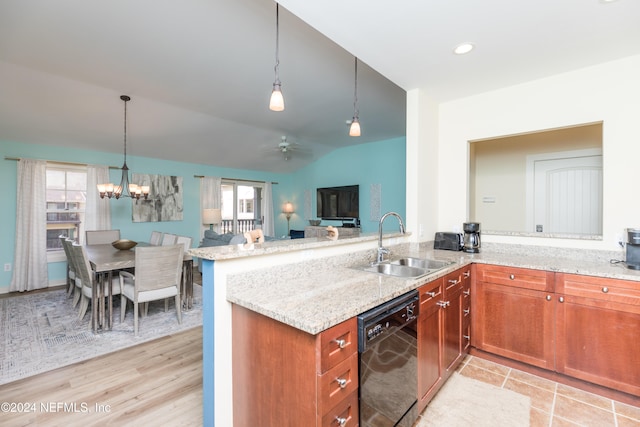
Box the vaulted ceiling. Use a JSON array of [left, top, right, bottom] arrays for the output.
[[1, 0, 638, 173]]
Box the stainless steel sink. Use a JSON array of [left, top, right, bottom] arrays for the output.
[[360, 257, 454, 278], [390, 257, 452, 270], [363, 263, 428, 278]]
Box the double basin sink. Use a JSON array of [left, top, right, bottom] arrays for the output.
[[360, 257, 455, 278]]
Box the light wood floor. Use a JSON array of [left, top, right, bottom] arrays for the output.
[[0, 326, 203, 426]]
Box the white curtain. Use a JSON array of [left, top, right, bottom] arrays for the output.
[[11, 159, 48, 292], [262, 182, 275, 237], [84, 165, 111, 242], [200, 176, 222, 235]]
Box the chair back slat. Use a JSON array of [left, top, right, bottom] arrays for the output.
[[133, 245, 184, 293], [59, 236, 76, 273], [86, 229, 121, 245], [161, 233, 178, 246], [150, 231, 163, 246], [69, 243, 94, 287], [176, 236, 192, 251]]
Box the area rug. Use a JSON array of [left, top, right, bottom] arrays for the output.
[[0, 284, 202, 386], [417, 371, 531, 427]]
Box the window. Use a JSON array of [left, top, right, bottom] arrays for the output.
[[221, 181, 264, 233], [46, 164, 87, 253]]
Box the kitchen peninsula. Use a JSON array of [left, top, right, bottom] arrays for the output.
[[190, 236, 640, 426]]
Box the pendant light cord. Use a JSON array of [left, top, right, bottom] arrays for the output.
[[273, 4, 281, 85], [353, 57, 359, 117]]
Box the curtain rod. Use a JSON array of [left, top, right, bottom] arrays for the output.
[[194, 175, 278, 185], [5, 156, 119, 169]]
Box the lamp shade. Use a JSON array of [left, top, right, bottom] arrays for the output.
[[283, 202, 294, 214], [203, 208, 222, 225]]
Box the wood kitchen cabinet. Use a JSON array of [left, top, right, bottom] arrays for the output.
[[232, 305, 359, 427], [473, 264, 556, 370], [556, 273, 640, 397], [417, 266, 471, 413]]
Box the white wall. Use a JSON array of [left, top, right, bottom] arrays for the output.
[[407, 54, 640, 250]]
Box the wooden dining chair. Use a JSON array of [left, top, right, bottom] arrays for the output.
[[86, 229, 121, 245], [70, 243, 121, 321], [149, 231, 163, 245], [59, 236, 76, 298], [119, 244, 184, 335], [161, 233, 178, 246]]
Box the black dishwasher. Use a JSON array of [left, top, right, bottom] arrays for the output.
[[358, 290, 419, 427]]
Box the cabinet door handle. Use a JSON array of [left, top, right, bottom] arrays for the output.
[[334, 339, 347, 349], [546, 295, 552, 301], [509, 274, 515, 280], [463, 289, 470, 296], [558, 296, 565, 303], [335, 416, 347, 427], [448, 279, 459, 285], [463, 335, 470, 340], [336, 377, 347, 389], [436, 300, 450, 308], [463, 271, 470, 278], [602, 287, 609, 293], [463, 309, 470, 315], [425, 291, 436, 297]]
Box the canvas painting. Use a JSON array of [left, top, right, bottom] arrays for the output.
[[132, 174, 183, 222]]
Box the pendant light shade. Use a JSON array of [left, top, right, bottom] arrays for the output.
[[349, 57, 361, 137], [269, 3, 285, 111]]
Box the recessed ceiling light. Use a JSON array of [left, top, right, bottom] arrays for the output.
[[454, 43, 474, 55]]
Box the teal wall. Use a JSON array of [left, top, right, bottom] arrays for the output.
[[284, 137, 407, 234], [1, 136, 406, 291]]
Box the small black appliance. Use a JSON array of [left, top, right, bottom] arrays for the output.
[[434, 232, 463, 251], [626, 228, 640, 270], [463, 222, 481, 253]]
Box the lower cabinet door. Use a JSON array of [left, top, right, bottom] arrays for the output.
[[475, 282, 555, 370], [417, 280, 443, 412], [556, 293, 640, 396]]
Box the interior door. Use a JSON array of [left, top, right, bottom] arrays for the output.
[[533, 154, 602, 234]]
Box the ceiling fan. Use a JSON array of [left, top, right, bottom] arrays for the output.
[[270, 136, 311, 161]]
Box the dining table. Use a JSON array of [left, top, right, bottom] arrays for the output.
[[85, 242, 194, 333]]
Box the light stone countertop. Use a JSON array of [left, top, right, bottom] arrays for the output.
[[226, 241, 640, 335]]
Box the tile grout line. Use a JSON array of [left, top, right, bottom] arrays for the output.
[[548, 382, 558, 427]]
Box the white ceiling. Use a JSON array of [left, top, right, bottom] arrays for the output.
[[2, 0, 639, 174]]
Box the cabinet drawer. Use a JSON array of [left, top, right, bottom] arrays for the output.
[[557, 273, 640, 306], [319, 317, 357, 373], [318, 353, 358, 417], [477, 264, 554, 292], [320, 390, 359, 427], [419, 278, 443, 305]]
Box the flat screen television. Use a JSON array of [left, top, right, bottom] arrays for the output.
[[316, 185, 359, 221]]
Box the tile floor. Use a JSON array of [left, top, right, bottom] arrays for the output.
[[456, 356, 640, 427]]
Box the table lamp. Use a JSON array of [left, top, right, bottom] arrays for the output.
[[203, 208, 222, 231], [283, 202, 294, 235]]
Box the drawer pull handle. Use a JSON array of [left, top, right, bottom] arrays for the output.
[[448, 279, 459, 285], [436, 300, 450, 308], [334, 339, 347, 349], [336, 416, 347, 427], [546, 295, 552, 301], [463, 271, 470, 278], [558, 296, 565, 303], [509, 274, 515, 280], [336, 377, 347, 389], [602, 287, 609, 293], [463, 335, 470, 340], [425, 291, 436, 297], [463, 289, 470, 296], [463, 309, 470, 315]]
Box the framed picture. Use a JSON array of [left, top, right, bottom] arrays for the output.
[[132, 174, 183, 222]]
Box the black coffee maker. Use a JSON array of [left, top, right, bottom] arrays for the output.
[[463, 222, 481, 253], [626, 228, 640, 270]]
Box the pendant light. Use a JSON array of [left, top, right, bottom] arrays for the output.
[[269, 3, 285, 111], [97, 95, 150, 200], [349, 57, 361, 137]]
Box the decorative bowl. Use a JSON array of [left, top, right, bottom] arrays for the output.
[[308, 219, 321, 226], [112, 239, 138, 250]]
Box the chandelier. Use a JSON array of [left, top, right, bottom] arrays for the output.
[[97, 95, 149, 200]]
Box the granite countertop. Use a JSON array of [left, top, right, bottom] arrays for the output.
[[226, 242, 640, 335]]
